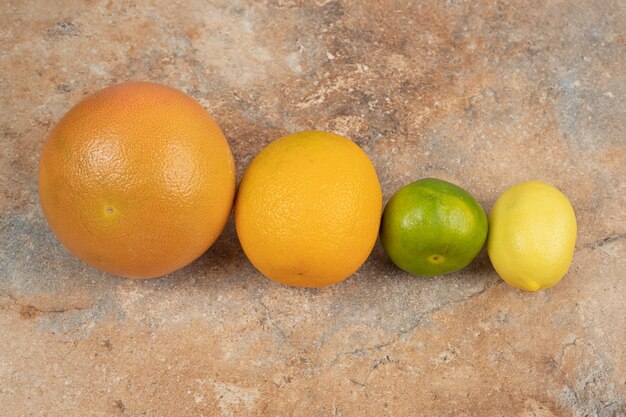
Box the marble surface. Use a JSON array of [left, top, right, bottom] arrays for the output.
[[1, 1, 625, 416]]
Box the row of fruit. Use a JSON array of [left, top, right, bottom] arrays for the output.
[[38, 82, 577, 291]]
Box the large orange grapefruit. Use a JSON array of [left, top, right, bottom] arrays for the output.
[[38, 82, 236, 278]]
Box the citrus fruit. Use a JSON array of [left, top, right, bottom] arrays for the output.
[[234, 130, 382, 288], [380, 178, 488, 276], [38, 82, 236, 279], [487, 181, 577, 291]]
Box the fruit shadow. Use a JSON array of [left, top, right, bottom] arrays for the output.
[[171, 218, 259, 286], [355, 239, 497, 288], [147, 227, 497, 294]]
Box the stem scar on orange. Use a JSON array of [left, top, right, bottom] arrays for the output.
[[38, 82, 236, 279]]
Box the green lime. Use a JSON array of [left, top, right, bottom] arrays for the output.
[[380, 178, 488, 276]]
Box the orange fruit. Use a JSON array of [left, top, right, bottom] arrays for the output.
[[38, 82, 236, 279], [234, 130, 382, 288]]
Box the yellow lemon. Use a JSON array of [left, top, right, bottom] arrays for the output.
[[235, 130, 382, 288], [487, 181, 577, 291]]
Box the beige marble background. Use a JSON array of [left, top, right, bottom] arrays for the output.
[[1, 0, 624, 416]]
